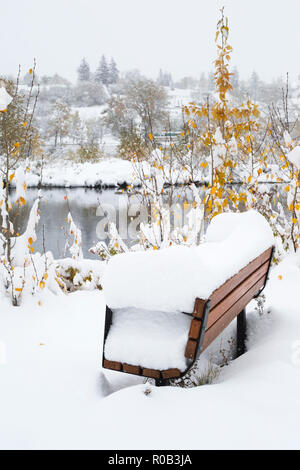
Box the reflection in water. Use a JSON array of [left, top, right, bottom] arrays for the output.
[[8, 187, 193, 259], [6, 184, 287, 260]]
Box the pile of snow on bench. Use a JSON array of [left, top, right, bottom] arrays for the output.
[[103, 210, 274, 370]]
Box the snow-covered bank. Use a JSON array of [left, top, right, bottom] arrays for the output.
[[0, 255, 300, 449], [26, 158, 137, 188], [13, 158, 287, 190]]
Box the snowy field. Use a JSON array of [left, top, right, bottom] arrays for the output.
[[0, 254, 300, 450]]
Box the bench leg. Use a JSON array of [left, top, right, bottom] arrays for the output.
[[155, 378, 168, 387], [237, 308, 247, 357]]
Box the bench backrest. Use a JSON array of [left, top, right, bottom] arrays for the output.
[[185, 246, 273, 361]]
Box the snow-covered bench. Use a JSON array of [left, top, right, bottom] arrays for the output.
[[102, 211, 274, 385]]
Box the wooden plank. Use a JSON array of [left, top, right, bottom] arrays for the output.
[[202, 274, 266, 352], [185, 338, 197, 360], [210, 247, 272, 310], [161, 368, 181, 379], [123, 363, 141, 375], [206, 260, 269, 330], [188, 318, 202, 340], [142, 368, 161, 379], [193, 298, 207, 319], [103, 359, 122, 371]]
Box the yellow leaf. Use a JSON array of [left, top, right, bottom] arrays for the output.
[[29, 68, 33, 74], [18, 197, 26, 206], [222, 199, 228, 208], [29, 246, 34, 253], [22, 121, 27, 128], [292, 218, 297, 224], [153, 245, 158, 250], [39, 281, 45, 290], [15, 288, 22, 292], [278, 275, 283, 280], [285, 186, 290, 192], [148, 133, 153, 141], [14, 142, 20, 148], [183, 201, 190, 210], [28, 237, 33, 245], [9, 173, 15, 182], [44, 273, 48, 280]]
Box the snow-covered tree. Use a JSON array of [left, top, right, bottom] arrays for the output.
[[72, 81, 106, 107], [47, 100, 71, 147], [77, 58, 91, 82], [157, 69, 173, 87], [95, 55, 109, 85], [249, 70, 260, 101], [109, 57, 119, 84]]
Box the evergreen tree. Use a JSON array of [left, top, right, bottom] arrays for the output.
[[231, 66, 240, 92], [249, 70, 260, 101], [157, 69, 173, 87], [96, 55, 110, 85], [77, 58, 90, 82], [109, 58, 119, 84], [157, 69, 164, 85], [94, 61, 102, 84]]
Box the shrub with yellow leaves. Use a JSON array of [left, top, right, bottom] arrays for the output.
[[0, 63, 51, 305]]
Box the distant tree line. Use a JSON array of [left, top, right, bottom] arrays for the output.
[[77, 56, 119, 85]]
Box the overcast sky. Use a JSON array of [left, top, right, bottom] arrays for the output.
[[1, 0, 300, 83]]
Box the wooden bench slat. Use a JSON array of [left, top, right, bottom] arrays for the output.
[[210, 247, 272, 310], [142, 368, 161, 379], [161, 368, 181, 379], [103, 359, 122, 371], [206, 259, 269, 330], [123, 363, 141, 375], [185, 338, 197, 360], [202, 274, 267, 352], [188, 318, 202, 340], [193, 298, 207, 319]]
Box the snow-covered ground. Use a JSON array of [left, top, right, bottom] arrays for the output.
[[1, 254, 300, 449], [17, 157, 289, 189], [27, 158, 137, 188], [24, 158, 207, 188]]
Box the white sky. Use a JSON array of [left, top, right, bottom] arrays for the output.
[[1, 0, 300, 83]]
